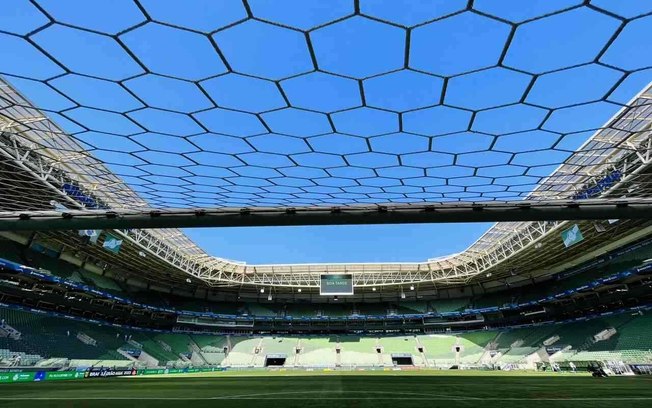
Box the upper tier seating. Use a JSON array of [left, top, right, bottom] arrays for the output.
[[431, 299, 470, 313], [6, 234, 652, 324]]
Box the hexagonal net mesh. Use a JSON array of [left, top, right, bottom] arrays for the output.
[[1, 0, 652, 214]]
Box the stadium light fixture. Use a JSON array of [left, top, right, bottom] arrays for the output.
[[260, 288, 265, 293], [409, 285, 414, 291], [297, 288, 302, 293], [372, 287, 376, 292], [594, 222, 607, 233]]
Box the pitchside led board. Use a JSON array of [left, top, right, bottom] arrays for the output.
[[320, 274, 354, 296]]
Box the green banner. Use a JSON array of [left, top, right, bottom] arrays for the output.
[[0, 367, 225, 384], [0, 372, 35, 383], [137, 369, 166, 376], [135, 367, 222, 376], [46, 371, 84, 381]]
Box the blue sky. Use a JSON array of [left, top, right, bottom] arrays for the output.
[[1, 1, 652, 262], [183, 222, 493, 264]]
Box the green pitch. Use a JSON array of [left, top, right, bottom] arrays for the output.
[[1, 370, 651, 408]]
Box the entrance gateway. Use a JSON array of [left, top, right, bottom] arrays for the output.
[[265, 354, 287, 367], [391, 353, 413, 366]]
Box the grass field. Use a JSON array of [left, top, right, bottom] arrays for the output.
[[1, 370, 652, 408]]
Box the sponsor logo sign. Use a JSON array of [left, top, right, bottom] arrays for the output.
[[102, 233, 123, 254], [561, 224, 584, 248]]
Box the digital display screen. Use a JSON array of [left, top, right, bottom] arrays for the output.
[[320, 274, 354, 295]]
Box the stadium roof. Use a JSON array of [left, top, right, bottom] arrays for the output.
[[1, 1, 652, 287]]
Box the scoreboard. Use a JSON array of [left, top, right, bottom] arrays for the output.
[[320, 274, 354, 295]]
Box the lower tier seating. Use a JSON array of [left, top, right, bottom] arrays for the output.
[[2, 306, 652, 368]]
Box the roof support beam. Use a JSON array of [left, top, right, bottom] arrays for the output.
[[1, 200, 652, 231]]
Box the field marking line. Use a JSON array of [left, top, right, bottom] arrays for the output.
[[214, 390, 481, 400], [0, 391, 477, 401], [2, 397, 652, 401], [1, 390, 652, 402]]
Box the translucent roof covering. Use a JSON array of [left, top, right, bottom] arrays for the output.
[[1, 0, 652, 210]]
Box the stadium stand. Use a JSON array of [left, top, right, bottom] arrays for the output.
[[338, 336, 379, 367], [246, 303, 277, 317], [418, 334, 459, 366], [394, 301, 428, 315], [225, 337, 264, 367], [457, 331, 499, 364], [568, 314, 652, 364], [260, 337, 297, 355], [0, 308, 127, 365], [296, 337, 338, 368], [78, 270, 124, 293], [2, 301, 652, 370], [284, 304, 318, 318], [154, 334, 192, 356], [432, 299, 471, 314], [2, 229, 652, 371], [192, 335, 228, 352], [129, 333, 181, 365], [191, 335, 228, 365]]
